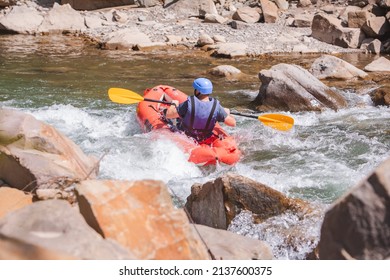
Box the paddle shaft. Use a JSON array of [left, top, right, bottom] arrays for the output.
[[230, 112, 258, 119], [144, 97, 173, 105]]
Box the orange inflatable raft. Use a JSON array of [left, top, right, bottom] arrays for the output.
[[136, 85, 241, 166]]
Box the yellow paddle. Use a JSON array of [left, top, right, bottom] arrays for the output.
[[108, 87, 294, 131], [230, 112, 294, 131]]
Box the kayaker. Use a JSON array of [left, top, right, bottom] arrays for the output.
[[165, 77, 236, 142]]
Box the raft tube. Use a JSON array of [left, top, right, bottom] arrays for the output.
[[136, 85, 241, 166]]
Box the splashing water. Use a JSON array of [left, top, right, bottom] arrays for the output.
[[1, 35, 390, 259]]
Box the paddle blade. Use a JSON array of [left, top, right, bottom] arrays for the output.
[[108, 88, 144, 104], [258, 113, 294, 131]]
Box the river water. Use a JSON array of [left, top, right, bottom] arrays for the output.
[[1, 35, 390, 259]]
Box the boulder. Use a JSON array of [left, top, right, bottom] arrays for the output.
[[361, 16, 390, 38], [348, 10, 372, 28], [0, 199, 132, 259], [208, 65, 242, 78], [364, 56, 390, 71], [311, 13, 365, 48], [232, 7, 261, 24], [185, 173, 311, 229], [194, 224, 274, 260], [254, 63, 348, 112], [310, 54, 368, 80], [38, 3, 86, 34], [75, 179, 211, 260], [260, 0, 279, 23], [369, 85, 390, 106], [165, 0, 218, 19], [318, 157, 390, 259], [0, 108, 98, 196], [212, 42, 247, 58], [103, 27, 155, 50], [0, 5, 44, 34]]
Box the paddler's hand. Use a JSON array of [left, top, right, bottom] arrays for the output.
[[166, 100, 180, 119], [171, 100, 179, 107]]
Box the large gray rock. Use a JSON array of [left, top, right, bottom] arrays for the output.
[[254, 63, 348, 112], [0, 199, 133, 259], [318, 157, 390, 259], [0, 5, 44, 34], [0, 108, 98, 196], [311, 13, 365, 48], [38, 3, 86, 34], [310, 54, 368, 80]]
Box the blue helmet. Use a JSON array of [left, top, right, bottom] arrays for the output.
[[193, 78, 213, 95]]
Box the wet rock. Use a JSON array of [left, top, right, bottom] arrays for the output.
[[208, 65, 241, 78], [254, 63, 348, 112], [0, 199, 133, 259], [185, 173, 311, 229], [318, 156, 390, 260], [75, 179, 211, 260], [310, 54, 368, 80], [0, 108, 98, 196], [194, 224, 274, 260], [368, 85, 390, 106]]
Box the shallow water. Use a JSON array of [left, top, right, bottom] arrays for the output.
[[1, 34, 390, 259]]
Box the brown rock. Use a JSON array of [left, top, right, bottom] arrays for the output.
[[76, 179, 211, 260], [254, 63, 348, 112], [318, 157, 390, 259], [185, 173, 311, 229], [0, 187, 32, 219]]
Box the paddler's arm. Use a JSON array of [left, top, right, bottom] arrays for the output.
[[223, 108, 236, 127], [165, 100, 180, 119]]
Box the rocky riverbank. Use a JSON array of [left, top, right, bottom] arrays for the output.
[[0, 0, 389, 57]]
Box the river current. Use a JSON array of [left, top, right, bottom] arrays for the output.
[[1, 35, 389, 259]]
